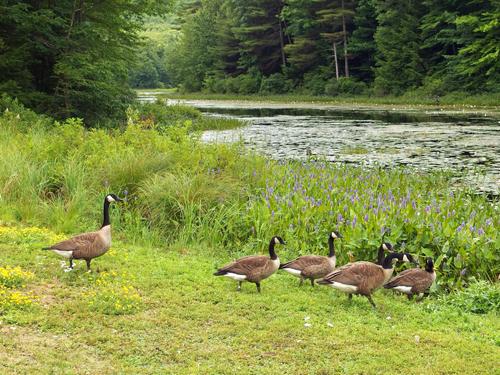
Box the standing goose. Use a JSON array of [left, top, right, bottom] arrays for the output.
[[213, 236, 285, 293], [42, 194, 123, 272], [384, 257, 436, 300], [279, 231, 341, 286], [317, 252, 415, 308]]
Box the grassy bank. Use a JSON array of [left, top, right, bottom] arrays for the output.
[[0, 224, 499, 374], [0, 96, 498, 290], [143, 89, 500, 111]]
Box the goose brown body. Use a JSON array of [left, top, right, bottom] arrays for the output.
[[214, 236, 285, 292], [384, 258, 436, 298], [318, 261, 393, 296], [280, 231, 340, 286], [216, 255, 280, 283], [317, 252, 413, 308], [45, 226, 111, 261]]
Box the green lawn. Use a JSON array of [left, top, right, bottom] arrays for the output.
[[0, 225, 498, 374]]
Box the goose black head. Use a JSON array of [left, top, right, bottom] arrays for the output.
[[273, 236, 286, 245], [425, 257, 434, 272], [402, 252, 417, 264], [330, 231, 342, 239], [106, 193, 123, 203], [382, 242, 393, 252]]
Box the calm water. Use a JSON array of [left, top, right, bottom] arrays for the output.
[[139, 94, 500, 196]]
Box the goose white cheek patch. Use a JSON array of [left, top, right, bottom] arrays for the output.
[[107, 195, 116, 202]]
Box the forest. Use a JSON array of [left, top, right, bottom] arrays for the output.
[[1, 1, 499, 126], [160, 0, 500, 97]]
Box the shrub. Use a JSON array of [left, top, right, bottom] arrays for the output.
[[259, 73, 293, 94], [431, 280, 500, 314], [302, 68, 332, 95], [324, 77, 368, 96]]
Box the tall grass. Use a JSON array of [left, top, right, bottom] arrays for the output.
[[0, 96, 497, 289]]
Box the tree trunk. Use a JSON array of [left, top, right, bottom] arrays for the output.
[[278, 20, 286, 66], [341, 0, 349, 78], [333, 42, 339, 80]]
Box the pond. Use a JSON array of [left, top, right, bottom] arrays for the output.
[[139, 94, 500, 196]]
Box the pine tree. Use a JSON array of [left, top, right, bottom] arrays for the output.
[[374, 0, 425, 95], [349, 0, 377, 82], [232, 0, 286, 75]]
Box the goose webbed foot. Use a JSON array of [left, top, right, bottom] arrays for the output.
[[256, 282, 261, 293], [64, 259, 74, 272], [310, 279, 314, 287]]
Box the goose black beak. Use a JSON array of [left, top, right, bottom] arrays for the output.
[[115, 197, 124, 202]]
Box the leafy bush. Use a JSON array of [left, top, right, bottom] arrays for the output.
[[324, 78, 368, 96], [433, 280, 500, 314], [259, 73, 293, 94], [302, 68, 332, 95]]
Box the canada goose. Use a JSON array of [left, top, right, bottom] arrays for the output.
[[279, 231, 341, 286], [42, 194, 123, 272], [384, 257, 436, 300], [213, 236, 285, 293], [317, 252, 415, 308]]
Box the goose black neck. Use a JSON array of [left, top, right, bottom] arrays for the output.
[[328, 236, 335, 257], [382, 253, 400, 269], [377, 245, 385, 265], [268, 240, 278, 260], [425, 261, 434, 273], [102, 199, 111, 228]]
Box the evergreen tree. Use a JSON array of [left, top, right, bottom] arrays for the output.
[[349, 0, 377, 82], [374, 0, 425, 95], [232, 0, 286, 75], [283, 0, 325, 76]]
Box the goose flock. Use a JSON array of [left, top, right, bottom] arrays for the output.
[[214, 233, 436, 308], [42, 193, 437, 308]]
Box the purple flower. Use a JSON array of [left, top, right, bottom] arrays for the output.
[[364, 214, 369, 222], [337, 213, 344, 223], [456, 222, 465, 232], [477, 228, 485, 236], [352, 216, 357, 228], [485, 218, 492, 226]]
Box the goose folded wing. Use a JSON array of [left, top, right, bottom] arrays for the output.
[[385, 269, 432, 290], [302, 263, 330, 279], [218, 256, 269, 275], [281, 255, 324, 270], [46, 232, 97, 252], [322, 262, 377, 285]]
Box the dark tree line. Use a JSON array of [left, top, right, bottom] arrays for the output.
[[0, 0, 169, 124], [166, 0, 500, 96]]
